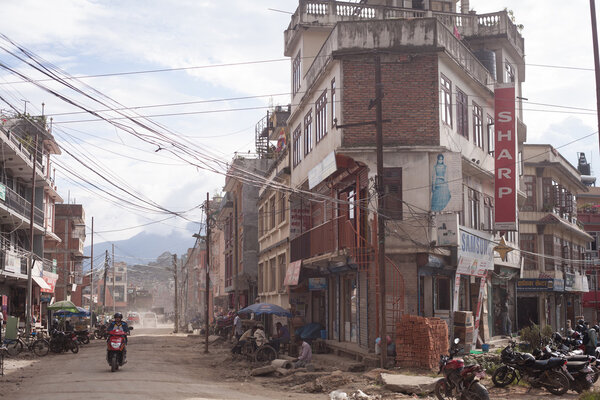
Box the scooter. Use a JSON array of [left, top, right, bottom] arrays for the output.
[[106, 327, 133, 372]]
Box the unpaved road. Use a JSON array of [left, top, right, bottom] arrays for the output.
[[0, 327, 316, 400], [0, 328, 595, 399]]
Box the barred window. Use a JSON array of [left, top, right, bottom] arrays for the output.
[[441, 74, 452, 127], [292, 125, 302, 167], [315, 90, 328, 142], [304, 110, 313, 156]]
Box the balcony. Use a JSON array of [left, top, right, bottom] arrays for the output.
[[285, 2, 524, 58], [290, 216, 357, 262], [3, 185, 44, 226]]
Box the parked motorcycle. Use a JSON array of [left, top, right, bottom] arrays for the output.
[[94, 323, 108, 340], [492, 340, 569, 395], [535, 344, 596, 393], [434, 338, 489, 400], [106, 327, 133, 372], [49, 330, 79, 354], [75, 329, 91, 345]]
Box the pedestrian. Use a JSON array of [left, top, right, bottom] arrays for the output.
[[0, 309, 4, 347], [254, 324, 267, 347], [233, 312, 243, 341], [586, 326, 597, 356], [293, 336, 312, 368], [271, 322, 290, 352]]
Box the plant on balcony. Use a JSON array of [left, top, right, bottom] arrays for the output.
[[504, 8, 524, 31]]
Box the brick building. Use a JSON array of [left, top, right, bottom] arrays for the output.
[[282, 0, 526, 352]]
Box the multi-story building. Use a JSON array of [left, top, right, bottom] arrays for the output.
[[0, 112, 62, 324], [518, 144, 591, 331], [219, 157, 271, 310], [283, 0, 525, 351], [207, 195, 225, 320], [44, 204, 85, 303], [257, 107, 291, 309], [183, 237, 206, 325]]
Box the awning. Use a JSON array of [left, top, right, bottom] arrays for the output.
[[33, 276, 51, 291], [284, 260, 302, 286]]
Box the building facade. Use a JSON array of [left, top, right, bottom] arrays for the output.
[[282, 0, 525, 350], [518, 144, 591, 332]]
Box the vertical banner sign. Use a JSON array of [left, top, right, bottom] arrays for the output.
[[452, 273, 462, 312], [494, 85, 517, 231], [472, 273, 488, 346]]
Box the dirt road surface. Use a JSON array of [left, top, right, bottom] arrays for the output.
[[1, 328, 598, 399], [0, 327, 317, 400]]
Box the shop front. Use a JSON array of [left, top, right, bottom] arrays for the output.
[[517, 278, 565, 331]]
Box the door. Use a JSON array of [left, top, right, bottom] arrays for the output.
[[517, 297, 539, 330], [343, 275, 358, 343]]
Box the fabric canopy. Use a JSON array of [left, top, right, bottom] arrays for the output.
[[32, 276, 51, 290]]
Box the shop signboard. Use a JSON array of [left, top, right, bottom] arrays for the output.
[[41, 270, 58, 294], [4, 251, 20, 274], [308, 277, 327, 291], [494, 84, 517, 231], [308, 151, 337, 189], [284, 260, 302, 286], [565, 273, 575, 292], [0, 183, 6, 201], [517, 278, 565, 292], [429, 152, 462, 212], [456, 226, 494, 277], [435, 213, 459, 246]]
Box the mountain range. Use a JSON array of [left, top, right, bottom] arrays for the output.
[[83, 230, 195, 268]]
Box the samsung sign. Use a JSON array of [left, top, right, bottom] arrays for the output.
[[457, 226, 494, 277]]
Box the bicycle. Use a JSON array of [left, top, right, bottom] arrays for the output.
[[240, 337, 278, 364], [3, 331, 49, 357]]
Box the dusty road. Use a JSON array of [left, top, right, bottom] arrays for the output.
[[0, 327, 317, 400], [0, 329, 596, 400]]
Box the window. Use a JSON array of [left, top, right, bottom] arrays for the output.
[[316, 90, 328, 142], [382, 168, 402, 219], [542, 177, 553, 211], [292, 125, 302, 167], [348, 189, 355, 220], [483, 196, 493, 230], [258, 207, 263, 236], [544, 235, 555, 271], [521, 234, 537, 270], [278, 192, 286, 224], [270, 196, 276, 230], [304, 110, 313, 156], [270, 257, 277, 292], [331, 78, 336, 127], [292, 51, 301, 95], [468, 188, 480, 230], [278, 254, 286, 290], [523, 175, 536, 211], [472, 102, 483, 148], [505, 60, 515, 83], [456, 88, 468, 138], [258, 262, 264, 293], [440, 74, 452, 127], [486, 115, 494, 154]]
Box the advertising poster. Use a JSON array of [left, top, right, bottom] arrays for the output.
[[429, 152, 462, 212]]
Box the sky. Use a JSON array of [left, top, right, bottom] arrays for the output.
[[0, 0, 598, 255]]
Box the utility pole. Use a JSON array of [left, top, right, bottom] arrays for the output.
[[112, 243, 115, 314], [204, 193, 211, 353], [172, 254, 179, 333], [89, 217, 94, 330], [25, 133, 39, 337], [102, 250, 108, 312], [374, 54, 387, 369], [590, 0, 600, 324]]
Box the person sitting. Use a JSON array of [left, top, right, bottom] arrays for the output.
[[271, 322, 290, 352], [231, 327, 255, 354], [253, 324, 267, 347], [293, 336, 312, 368]]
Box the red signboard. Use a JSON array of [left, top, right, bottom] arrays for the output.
[[41, 270, 58, 294], [494, 85, 517, 231], [284, 260, 302, 286]]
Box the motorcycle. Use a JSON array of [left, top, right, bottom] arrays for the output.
[[49, 330, 79, 354], [536, 344, 596, 393], [434, 338, 489, 400], [94, 323, 108, 340], [492, 340, 569, 395], [106, 327, 133, 372], [75, 329, 91, 345]]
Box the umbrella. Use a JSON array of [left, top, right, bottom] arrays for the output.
[[238, 303, 292, 318], [54, 306, 90, 317], [47, 300, 79, 313]]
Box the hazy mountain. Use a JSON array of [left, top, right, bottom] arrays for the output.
[[83, 230, 195, 268]]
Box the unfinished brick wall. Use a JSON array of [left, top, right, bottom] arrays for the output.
[[341, 52, 440, 148], [395, 315, 448, 370]]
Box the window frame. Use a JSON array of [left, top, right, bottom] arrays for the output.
[[292, 51, 302, 95], [440, 74, 452, 127], [456, 88, 468, 138], [331, 78, 336, 128], [303, 110, 313, 156], [292, 125, 302, 167], [486, 115, 494, 154], [472, 102, 483, 149], [315, 90, 328, 142]]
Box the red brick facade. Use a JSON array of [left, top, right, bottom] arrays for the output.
[[341, 52, 440, 148]]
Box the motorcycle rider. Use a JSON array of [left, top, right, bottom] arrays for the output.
[[107, 312, 130, 362]]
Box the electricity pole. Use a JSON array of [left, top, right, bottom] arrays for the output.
[[89, 217, 94, 330], [112, 243, 116, 314], [102, 250, 108, 312], [590, 0, 600, 323], [205, 192, 210, 353], [25, 133, 39, 337], [374, 54, 387, 369], [172, 254, 179, 333], [234, 195, 239, 310]]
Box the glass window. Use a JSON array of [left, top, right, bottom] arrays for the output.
[[521, 233, 537, 270], [316, 90, 328, 142], [487, 115, 494, 154], [523, 175, 536, 211], [331, 78, 336, 128], [457, 88, 468, 138], [304, 110, 313, 156], [292, 125, 302, 167], [505, 60, 515, 83], [292, 51, 301, 95], [441, 74, 452, 127], [472, 102, 483, 148]]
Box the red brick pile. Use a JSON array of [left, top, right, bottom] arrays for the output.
[[395, 315, 449, 370]]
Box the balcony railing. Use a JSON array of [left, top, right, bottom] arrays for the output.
[[4, 186, 44, 226], [290, 216, 359, 262], [287, 2, 524, 57]]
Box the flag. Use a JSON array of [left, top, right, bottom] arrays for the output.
[[453, 25, 461, 40]]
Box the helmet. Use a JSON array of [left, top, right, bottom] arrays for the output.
[[114, 312, 123, 319], [578, 319, 586, 326], [552, 332, 563, 342], [52, 318, 59, 326]]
